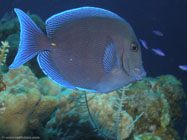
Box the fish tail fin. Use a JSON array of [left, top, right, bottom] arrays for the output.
[[9, 8, 46, 69]]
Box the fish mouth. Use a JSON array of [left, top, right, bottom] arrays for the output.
[[134, 71, 146, 81], [123, 65, 130, 77], [123, 65, 146, 81]]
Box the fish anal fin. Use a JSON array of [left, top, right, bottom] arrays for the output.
[[37, 51, 75, 89]]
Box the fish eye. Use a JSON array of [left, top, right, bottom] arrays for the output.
[[130, 42, 138, 52]]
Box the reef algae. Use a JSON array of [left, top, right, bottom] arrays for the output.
[[0, 66, 59, 136]]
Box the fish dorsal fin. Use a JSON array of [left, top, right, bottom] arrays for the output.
[[37, 51, 75, 89], [45, 7, 124, 39], [103, 43, 120, 72]]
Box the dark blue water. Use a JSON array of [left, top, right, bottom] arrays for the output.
[[0, 0, 187, 138]]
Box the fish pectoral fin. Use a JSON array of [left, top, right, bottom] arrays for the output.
[[37, 51, 75, 89], [103, 43, 120, 72]]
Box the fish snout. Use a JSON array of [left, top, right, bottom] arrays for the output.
[[133, 68, 146, 80]]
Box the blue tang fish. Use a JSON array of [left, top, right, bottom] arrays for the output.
[[9, 7, 146, 93]]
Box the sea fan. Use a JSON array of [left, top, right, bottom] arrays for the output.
[[46, 87, 144, 140], [68, 86, 144, 140], [112, 84, 144, 140], [68, 91, 114, 139]]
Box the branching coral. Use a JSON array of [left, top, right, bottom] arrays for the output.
[[0, 41, 9, 66], [0, 41, 9, 92]]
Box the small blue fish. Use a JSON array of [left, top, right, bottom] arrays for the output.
[[179, 65, 187, 71], [152, 48, 165, 56], [9, 7, 146, 93], [139, 39, 148, 49], [152, 30, 164, 37]]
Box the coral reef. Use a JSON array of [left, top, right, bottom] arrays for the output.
[[133, 133, 162, 140], [0, 12, 186, 140], [44, 75, 185, 140], [0, 66, 59, 136], [45, 88, 136, 140], [0, 65, 185, 140], [38, 77, 63, 96], [125, 75, 185, 140]]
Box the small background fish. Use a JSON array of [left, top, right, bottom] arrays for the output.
[[179, 65, 187, 71], [139, 39, 148, 49], [152, 48, 165, 56], [152, 30, 164, 37]]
